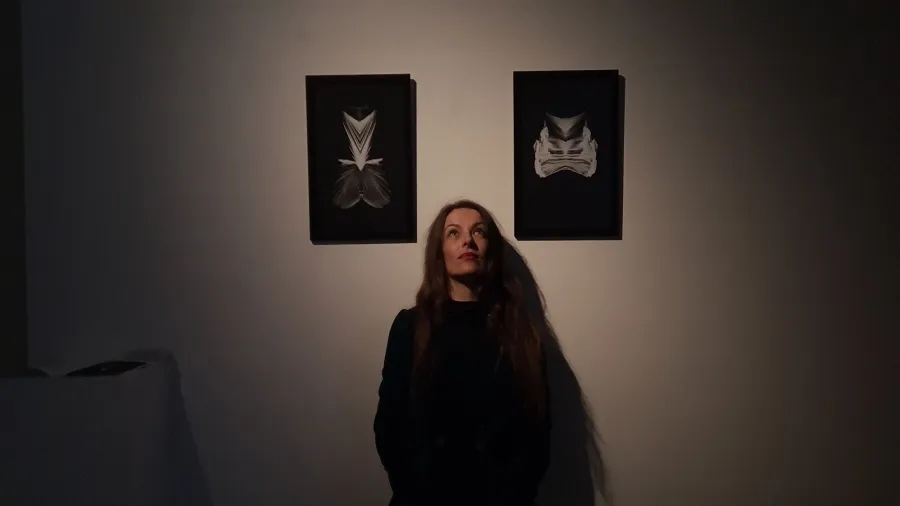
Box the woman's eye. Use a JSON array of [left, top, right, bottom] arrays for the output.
[[473, 229, 484, 236], [448, 230, 458, 237]]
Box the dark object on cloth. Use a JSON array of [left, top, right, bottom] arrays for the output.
[[66, 360, 146, 377]]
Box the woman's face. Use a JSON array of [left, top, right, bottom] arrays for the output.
[[442, 207, 488, 278]]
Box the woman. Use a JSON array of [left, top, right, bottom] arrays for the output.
[[374, 199, 551, 506]]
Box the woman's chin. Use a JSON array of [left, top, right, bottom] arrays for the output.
[[448, 267, 482, 279]]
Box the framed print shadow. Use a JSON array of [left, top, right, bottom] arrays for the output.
[[513, 70, 624, 241], [306, 74, 417, 244]]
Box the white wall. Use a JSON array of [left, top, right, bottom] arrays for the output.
[[22, 1, 896, 505]]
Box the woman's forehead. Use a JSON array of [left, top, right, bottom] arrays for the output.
[[444, 208, 483, 226]]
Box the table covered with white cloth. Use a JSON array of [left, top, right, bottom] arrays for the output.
[[0, 352, 212, 506]]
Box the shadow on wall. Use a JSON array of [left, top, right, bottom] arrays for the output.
[[503, 240, 610, 506]]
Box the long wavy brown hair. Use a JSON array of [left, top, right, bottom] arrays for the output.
[[411, 199, 547, 419]]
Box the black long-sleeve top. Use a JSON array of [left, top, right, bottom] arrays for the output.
[[374, 300, 551, 506]]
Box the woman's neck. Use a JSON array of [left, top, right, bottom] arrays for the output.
[[448, 277, 478, 302]]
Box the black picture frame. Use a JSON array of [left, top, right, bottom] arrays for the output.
[[305, 74, 417, 244], [513, 69, 625, 241]]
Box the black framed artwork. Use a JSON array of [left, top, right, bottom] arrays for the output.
[[513, 70, 624, 241], [305, 74, 417, 244]]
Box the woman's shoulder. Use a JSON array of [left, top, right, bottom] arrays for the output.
[[383, 306, 420, 361], [388, 305, 419, 337]]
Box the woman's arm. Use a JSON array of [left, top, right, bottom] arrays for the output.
[[374, 309, 417, 500]]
